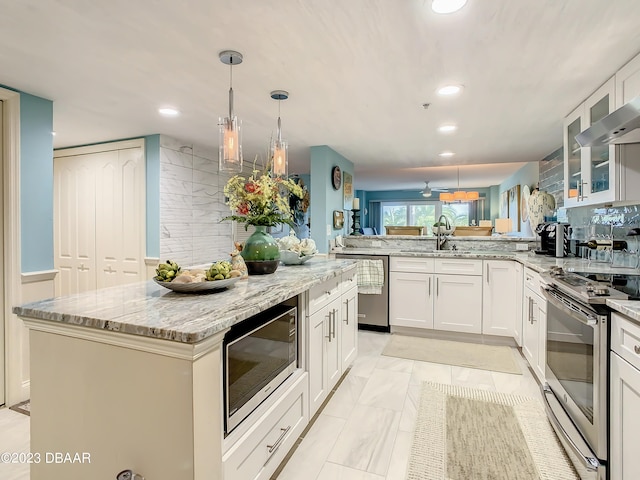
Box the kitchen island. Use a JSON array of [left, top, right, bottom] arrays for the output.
[[13, 257, 356, 480]]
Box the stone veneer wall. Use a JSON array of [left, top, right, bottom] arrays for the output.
[[539, 147, 564, 209], [159, 135, 239, 266]]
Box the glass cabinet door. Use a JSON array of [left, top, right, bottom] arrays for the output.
[[589, 94, 611, 195], [566, 116, 582, 198]]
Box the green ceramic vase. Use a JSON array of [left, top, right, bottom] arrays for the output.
[[241, 226, 280, 274]]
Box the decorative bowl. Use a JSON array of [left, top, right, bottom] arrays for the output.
[[153, 276, 241, 293], [279, 250, 315, 265]]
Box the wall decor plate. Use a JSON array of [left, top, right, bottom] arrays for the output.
[[154, 276, 241, 293], [332, 165, 342, 190], [333, 210, 344, 229]]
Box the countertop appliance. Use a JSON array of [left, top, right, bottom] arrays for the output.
[[541, 267, 629, 480], [335, 253, 389, 331], [535, 222, 572, 257]]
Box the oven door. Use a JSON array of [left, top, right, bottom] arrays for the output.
[[542, 286, 608, 462]]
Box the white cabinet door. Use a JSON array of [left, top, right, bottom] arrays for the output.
[[308, 307, 329, 416], [340, 286, 358, 370], [616, 51, 640, 107], [433, 274, 482, 334], [522, 287, 546, 383], [533, 294, 547, 383], [326, 297, 342, 391], [514, 262, 524, 346], [389, 271, 433, 329], [482, 260, 518, 337], [610, 352, 640, 480]]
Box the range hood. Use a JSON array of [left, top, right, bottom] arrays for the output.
[[575, 95, 640, 147]]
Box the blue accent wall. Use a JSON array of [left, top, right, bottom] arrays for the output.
[[145, 135, 160, 257], [498, 161, 539, 236], [309, 146, 354, 253], [20, 93, 54, 272]]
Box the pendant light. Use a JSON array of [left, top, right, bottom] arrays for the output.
[[218, 50, 243, 174], [439, 167, 479, 202], [270, 90, 289, 177]]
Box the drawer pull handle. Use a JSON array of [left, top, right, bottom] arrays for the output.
[[325, 290, 331, 295], [267, 426, 291, 455], [635, 345, 640, 355]]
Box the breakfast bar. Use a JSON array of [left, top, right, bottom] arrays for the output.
[[13, 258, 357, 480]]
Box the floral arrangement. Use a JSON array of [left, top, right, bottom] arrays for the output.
[[223, 167, 304, 228]]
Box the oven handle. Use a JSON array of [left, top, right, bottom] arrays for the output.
[[541, 286, 598, 326], [542, 385, 600, 473]]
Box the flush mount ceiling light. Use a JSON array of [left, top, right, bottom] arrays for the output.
[[437, 84, 464, 96], [270, 90, 289, 178], [432, 0, 468, 14], [438, 124, 458, 134], [219, 50, 244, 174], [158, 107, 180, 117], [439, 151, 455, 157]]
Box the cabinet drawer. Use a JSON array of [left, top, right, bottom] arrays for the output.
[[223, 377, 308, 480], [434, 258, 482, 275], [390, 256, 434, 273], [611, 312, 640, 370], [340, 268, 358, 294], [309, 276, 341, 314], [524, 267, 544, 295]]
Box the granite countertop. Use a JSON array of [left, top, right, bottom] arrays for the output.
[[13, 257, 356, 344]]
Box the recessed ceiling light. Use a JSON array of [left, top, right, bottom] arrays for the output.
[[439, 151, 455, 157], [437, 84, 464, 96], [158, 107, 180, 117], [432, 0, 468, 14], [438, 124, 458, 133]]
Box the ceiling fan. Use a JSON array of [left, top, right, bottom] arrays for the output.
[[421, 181, 449, 198]]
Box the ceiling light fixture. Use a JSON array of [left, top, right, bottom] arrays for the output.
[[219, 50, 244, 174], [421, 181, 433, 198], [439, 167, 479, 202], [432, 0, 468, 14], [438, 124, 458, 134], [158, 107, 180, 117], [439, 151, 455, 157], [270, 90, 289, 178], [437, 85, 463, 96]]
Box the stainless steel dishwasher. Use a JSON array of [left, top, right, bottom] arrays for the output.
[[335, 254, 389, 331]]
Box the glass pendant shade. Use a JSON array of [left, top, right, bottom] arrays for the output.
[[219, 116, 242, 173], [271, 139, 288, 177]]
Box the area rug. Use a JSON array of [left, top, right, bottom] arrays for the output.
[[9, 400, 30, 416], [406, 382, 578, 480], [382, 335, 521, 375]]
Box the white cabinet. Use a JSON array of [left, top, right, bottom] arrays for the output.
[[307, 270, 358, 417], [521, 268, 547, 383], [563, 77, 617, 206], [615, 51, 640, 107], [514, 262, 524, 346], [610, 312, 640, 480], [433, 259, 483, 334], [482, 260, 521, 338], [389, 257, 434, 329], [340, 284, 358, 368]]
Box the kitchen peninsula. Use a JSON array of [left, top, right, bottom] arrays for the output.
[[13, 257, 357, 480]]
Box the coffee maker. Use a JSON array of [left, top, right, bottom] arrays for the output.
[[535, 222, 572, 257]]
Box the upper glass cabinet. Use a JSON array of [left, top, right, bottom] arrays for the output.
[[564, 77, 616, 206]]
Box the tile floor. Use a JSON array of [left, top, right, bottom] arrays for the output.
[[0, 330, 543, 480], [274, 330, 543, 480]]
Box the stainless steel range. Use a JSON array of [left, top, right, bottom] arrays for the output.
[[540, 267, 628, 480]]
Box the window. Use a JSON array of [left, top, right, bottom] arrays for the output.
[[378, 200, 480, 235]]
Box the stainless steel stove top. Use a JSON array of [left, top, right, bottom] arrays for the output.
[[541, 266, 629, 304]]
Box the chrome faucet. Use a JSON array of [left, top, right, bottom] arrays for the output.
[[436, 214, 450, 250]]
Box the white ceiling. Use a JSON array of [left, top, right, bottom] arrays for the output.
[[2, 0, 640, 191]]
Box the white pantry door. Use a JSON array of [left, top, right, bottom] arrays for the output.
[[54, 140, 145, 296]]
